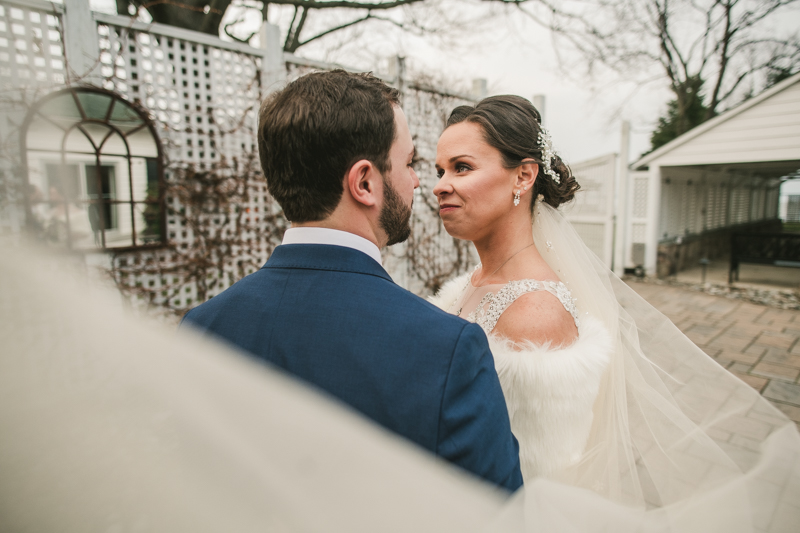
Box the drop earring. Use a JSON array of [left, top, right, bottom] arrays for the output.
[[513, 190, 521, 207]]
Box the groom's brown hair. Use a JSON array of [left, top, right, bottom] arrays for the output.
[[258, 70, 400, 223]]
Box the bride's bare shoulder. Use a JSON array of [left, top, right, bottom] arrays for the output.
[[493, 289, 578, 348]]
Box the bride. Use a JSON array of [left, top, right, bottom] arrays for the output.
[[429, 96, 611, 481], [429, 95, 800, 523]]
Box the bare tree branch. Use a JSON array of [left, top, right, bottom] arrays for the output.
[[706, 0, 733, 118], [295, 13, 373, 48], [224, 15, 258, 43], [266, 0, 424, 8], [506, 0, 800, 147]]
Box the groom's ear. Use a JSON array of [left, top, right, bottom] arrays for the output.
[[346, 159, 381, 208]]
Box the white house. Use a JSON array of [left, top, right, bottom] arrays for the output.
[[627, 72, 800, 276]]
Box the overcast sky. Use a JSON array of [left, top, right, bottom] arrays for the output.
[[89, 0, 799, 175]]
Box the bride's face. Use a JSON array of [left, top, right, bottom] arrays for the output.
[[434, 122, 521, 242]]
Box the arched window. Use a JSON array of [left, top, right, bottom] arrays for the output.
[[22, 87, 165, 250]]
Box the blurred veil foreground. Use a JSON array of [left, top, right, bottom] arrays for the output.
[[2, 241, 800, 532], [0, 242, 507, 532]]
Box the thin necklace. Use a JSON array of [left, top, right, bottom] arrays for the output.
[[455, 242, 535, 317]]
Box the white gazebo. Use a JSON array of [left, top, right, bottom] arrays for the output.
[[625, 72, 800, 276]]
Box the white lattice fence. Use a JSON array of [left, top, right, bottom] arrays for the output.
[[627, 170, 650, 267], [86, 14, 279, 308], [94, 13, 263, 167], [0, 0, 69, 235], [280, 58, 479, 294], [400, 84, 477, 294], [2, 0, 490, 308], [0, 0, 65, 89], [563, 153, 617, 266]]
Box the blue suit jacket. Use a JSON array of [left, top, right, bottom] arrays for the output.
[[182, 244, 523, 491]]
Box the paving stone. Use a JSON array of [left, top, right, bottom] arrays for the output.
[[699, 345, 721, 358], [756, 332, 796, 350], [716, 413, 774, 441], [744, 345, 768, 357], [751, 362, 800, 382], [685, 324, 720, 335], [761, 350, 800, 367], [628, 281, 800, 415], [716, 350, 761, 366], [733, 326, 771, 337], [686, 332, 716, 345], [724, 331, 764, 341], [774, 402, 800, 424], [732, 371, 768, 393], [708, 336, 751, 352], [763, 381, 800, 406], [729, 362, 755, 374]]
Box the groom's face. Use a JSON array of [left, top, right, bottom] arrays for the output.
[[379, 106, 419, 246]]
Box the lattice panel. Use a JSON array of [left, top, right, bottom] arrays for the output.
[[752, 188, 764, 220], [632, 223, 646, 243], [632, 176, 648, 218], [571, 221, 606, 258], [730, 187, 746, 224], [660, 180, 678, 238], [97, 24, 261, 166], [282, 60, 478, 293], [704, 185, 716, 230], [569, 159, 614, 217], [788, 196, 800, 222], [767, 188, 780, 218], [92, 22, 275, 310], [403, 86, 465, 185], [403, 86, 476, 293], [684, 181, 697, 234], [0, 3, 65, 90], [714, 185, 728, 228]]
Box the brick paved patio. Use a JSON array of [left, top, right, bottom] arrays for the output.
[[627, 281, 800, 430]]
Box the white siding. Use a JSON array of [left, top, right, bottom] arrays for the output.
[[649, 80, 800, 167]]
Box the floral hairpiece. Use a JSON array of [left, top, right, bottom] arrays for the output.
[[537, 128, 560, 184]]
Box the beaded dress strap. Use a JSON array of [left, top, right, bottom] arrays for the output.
[[467, 279, 580, 335]]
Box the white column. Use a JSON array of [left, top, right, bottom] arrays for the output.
[[63, 0, 100, 83], [259, 22, 285, 96], [613, 120, 630, 276], [471, 79, 487, 100], [533, 95, 546, 124], [644, 165, 662, 276]]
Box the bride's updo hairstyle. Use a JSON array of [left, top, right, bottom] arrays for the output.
[[446, 95, 579, 209]]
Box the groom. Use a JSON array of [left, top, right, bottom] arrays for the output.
[[182, 70, 522, 491]]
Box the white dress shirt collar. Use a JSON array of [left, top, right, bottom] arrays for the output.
[[281, 227, 383, 266]]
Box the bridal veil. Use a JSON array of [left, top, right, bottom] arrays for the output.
[[2, 226, 799, 532], [505, 197, 800, 531]]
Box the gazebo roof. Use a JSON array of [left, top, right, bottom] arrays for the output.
[[633, 72, 800, 172]]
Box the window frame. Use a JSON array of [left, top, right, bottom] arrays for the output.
[[20, 86, 167, 252]]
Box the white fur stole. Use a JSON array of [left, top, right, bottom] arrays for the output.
[[430, 273, 612, 481]]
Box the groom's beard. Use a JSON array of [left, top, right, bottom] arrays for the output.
[[380, 177, 413, 247]]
